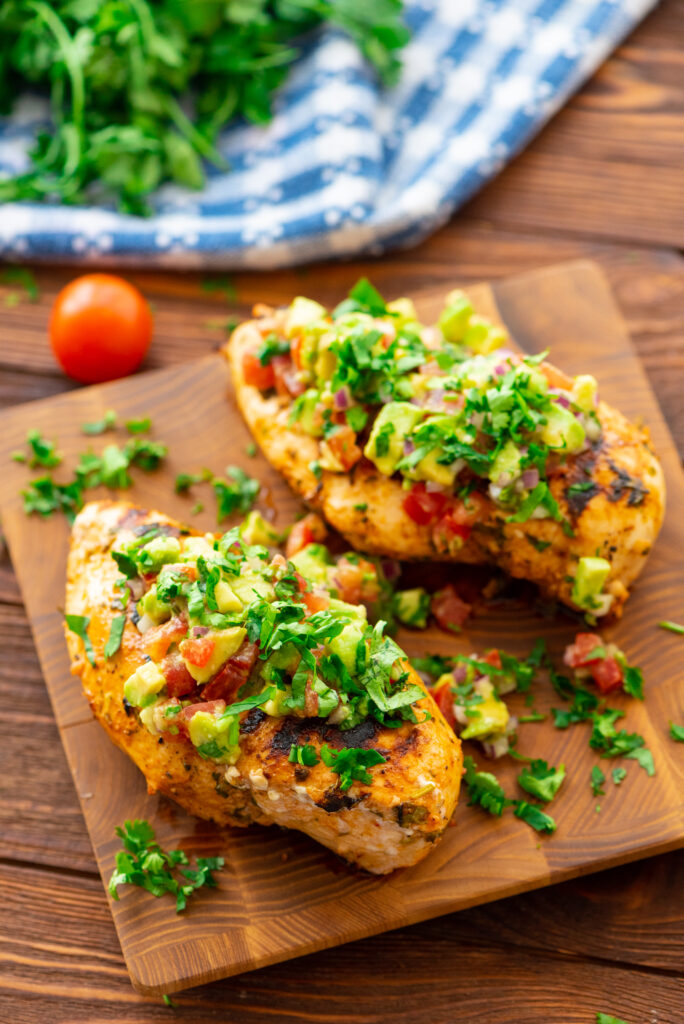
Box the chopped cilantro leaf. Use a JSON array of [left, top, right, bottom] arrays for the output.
[[625, 747, 655, 776], [511, 801, 556, 834], [257, 333, 291, 365], [213, 467, 259, 520], [108, 819, 224, 914], [125, 417, 151, 434], [462, 756, 508, 817], [82, 410, 117, 435], [219, 688, 275, 718], [162, 994, 176, 1008], [175, 472, 204, 494], [288, 744, 320, 767], [246, 442, 257, 458], [621, 664, 644, 700], [1, 266, 39, 301], [22, 476, 83, 523], [333, 278, 388, 319], [526, 534, 551, 552], [669, 722, 684, 742], [596, 1014, 631, 1024], [125, 438, 167, 471], [517, 760, 565, 803], [591, 765, 605, 797], [612, 767, 627, 785], [104, 614, 126, 659], [26, 430, 62, 468], [64, 613, 96, 667], [410, 654, 455, 681], [319, 744, 386, 790]]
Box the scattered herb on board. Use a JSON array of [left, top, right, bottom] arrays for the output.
[[591, 765, 606, 797], [669, 722, 684, 742], [0, 266, 39, 301], [0, 2, 408, 214], [462, 757, 557, 834], [108, 819, 224, 913], [517, 759, 566, 803], [213, 467, 260, 519], [596, 1015, 631, 1024], [659, 620, 684, 634], [82, 410, 117, 435], [26, 430, 62, 468], [125, 417, 152, 434]]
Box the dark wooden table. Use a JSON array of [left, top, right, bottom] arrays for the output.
[[1, 3, 683, 1021]]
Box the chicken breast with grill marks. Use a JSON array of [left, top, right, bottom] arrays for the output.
[[225, 293, 665, 619], [65, 500, 462, 874]]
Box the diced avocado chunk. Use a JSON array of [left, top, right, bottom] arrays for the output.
[[463, 316, 506, 355], [572, 374, 598, 412], [439, 291, 473, 342], [312, 676, 339, 717], [572, 556, 611, 610], [179, 535, 215, 562], [290, 543, 331, 584], [213, 579, 243, 614], [329, 621, 366, 675], [123, 661, 166, 709], [284, 297, 326, 338], [409, 446, 456, 487], [489, 439, 523, 483], [138, 585, 172, 625], [327, 597, 367, 620], [262, 687, 293, 717], [386, 297, 418, 328], [188, 710, 240, 763], [460, 679, 510, 741], [141, 535, 181, 570], [230, 572, 274, 606], [239, 510, 282, 547], [314, 345, 336, 382], [180, 626, 247, 683], [393, 588, 430, 629], [290, 388, 323, 437], [539, 405, 586, 454], [364, 402, 424, 476]]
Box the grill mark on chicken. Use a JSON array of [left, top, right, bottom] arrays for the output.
[[269, 715, 380, 757]]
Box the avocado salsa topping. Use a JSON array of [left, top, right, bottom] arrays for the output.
[[112, 517, 427, 770], [239, 279, 604, 541]]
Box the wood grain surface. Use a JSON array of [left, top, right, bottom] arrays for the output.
[[1, 261, 683, 998], [1, 1, 683, 1018]]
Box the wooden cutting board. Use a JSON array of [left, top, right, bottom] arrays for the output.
[[0, 261, 682, 996]]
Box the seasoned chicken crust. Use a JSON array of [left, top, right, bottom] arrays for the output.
[[226, 315, 665, 618], [65, 501, 462, 874]]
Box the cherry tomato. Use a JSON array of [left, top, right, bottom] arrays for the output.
[[49, 273, 153, 383], [483, 649, 502, 670], [402, 483, 448, 525], [431, 583, 472, 632], [563, 632, 605, 668], [590, 656, 624, 695], [242, 350, 275, 390]]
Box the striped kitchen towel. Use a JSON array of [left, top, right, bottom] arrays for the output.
[[0, 0, 656, 269]]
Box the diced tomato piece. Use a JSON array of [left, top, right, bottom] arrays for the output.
[[431, 584, 472, 632], [590, 656, 624, 695], [431, 680, 456, 729], [563, 632, 606, 669], [332, 556, 380, 605], [161, 651, 197, 698], [272, 354, 306, 398], [483, 649, 502, 670], [290, 332, 305, 370], [324, 424, 362, 471], [402, 483, 448, 526], [143, 615, 188, 662], [285, 513, 327, 558], [178, 699, 226, 733], [302, 590, 330, 615], [242, 350, 275, 391], [179, 635, 216, 668], [202, 640, 259, 702]]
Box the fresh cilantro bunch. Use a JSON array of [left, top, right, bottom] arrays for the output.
[[0, 0, 408, 214], [108, 819, 224, 913]]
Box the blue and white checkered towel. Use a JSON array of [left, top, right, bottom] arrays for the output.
[[0, 0, 656, 269]]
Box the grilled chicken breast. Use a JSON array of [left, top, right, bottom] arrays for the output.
[[225, 289, 665, 618], [65, 501, 462, 873]]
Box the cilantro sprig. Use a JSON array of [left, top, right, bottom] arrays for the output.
[[0, 2, 408, 214], [462, 756, 557, 834], [108, 819, 223, 913]]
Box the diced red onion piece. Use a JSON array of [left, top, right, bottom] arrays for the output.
[[403, 439, 415, 455], [333, 387, 350, 410], [381, 559, 401, 582], [425, 481, 445, 493], [521, 468, 539, 489], [453, 664, 468, 684]]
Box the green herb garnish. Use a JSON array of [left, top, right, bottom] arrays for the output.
[[64, 613, 95, 667], [26, 429, 62, 468], [125, 417, 152, 435], [213, 466, 259, 520], [517, 759, 565, 803], [319, 744, 386, 791], [82, 410, 117, 435], [108, 819, 223, 913], [669, 722, 684, 742], [590, 765, 605, 797], [288, 744, 320, 767], [104, 614, 126, 660], [659, 620, 684, 634]]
